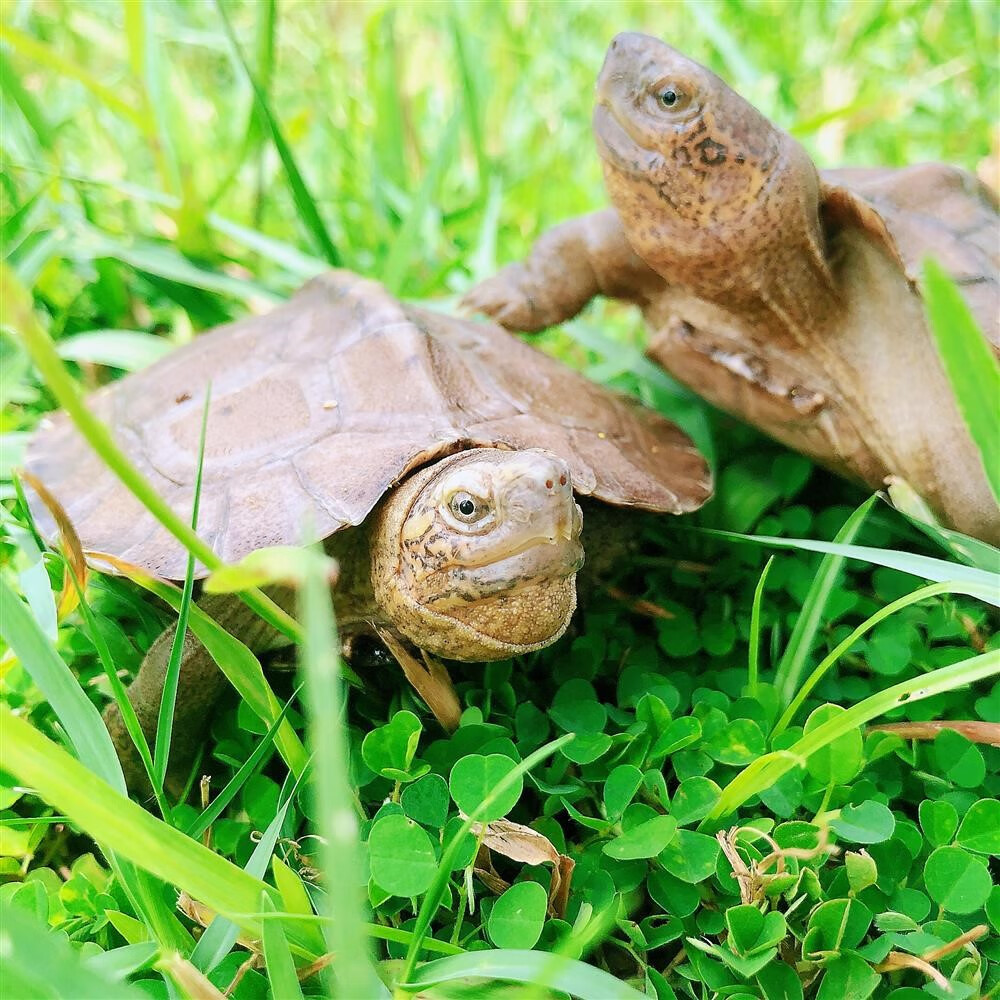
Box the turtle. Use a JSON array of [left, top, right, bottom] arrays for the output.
[[24, 269, 711, 791], [462, 32, 1000, 544]]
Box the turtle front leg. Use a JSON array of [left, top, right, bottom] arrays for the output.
[[375, 627, 462, 733], [103, 592, 286, 799], [461, 208, 663, 332]]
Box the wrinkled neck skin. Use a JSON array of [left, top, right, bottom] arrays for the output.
[[595, 35, 842, 346]]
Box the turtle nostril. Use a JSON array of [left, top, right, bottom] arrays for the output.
[[545, 479, 554, 490], [559, 474, 567, 486]]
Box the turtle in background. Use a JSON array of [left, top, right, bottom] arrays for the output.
[[463, 32, 999, 544], [25, 269, 711, 791]]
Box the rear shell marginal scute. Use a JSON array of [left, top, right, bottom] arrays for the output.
[[821, 162, 1000, 347], [26, 271, 711, 579]]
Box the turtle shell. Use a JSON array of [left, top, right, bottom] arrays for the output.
[[820, 162, 1000, 347], [26, 270, 711, 579]]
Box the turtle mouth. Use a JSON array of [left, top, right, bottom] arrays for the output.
[[470, 532, 584, 575], [446, 502, 584, 574], [593, 101, 656, 178], [424, 534, 585, 610]]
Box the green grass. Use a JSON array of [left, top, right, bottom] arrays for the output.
[[2, 2, 999, 999]]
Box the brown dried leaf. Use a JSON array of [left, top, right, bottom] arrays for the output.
[[921, 924, 988, 962], [874, 921, 987, 988], [19, 469, 88, 620], [869, 721, 1000, 746], [159, 953, 228, 1000], [874, 951, 949, 989], [472, 819, 575, 918], [85, 550, 163, 586], [475, 819, 561, 867], [473, 845, 511, 896], [295, 953, 336, 984], [550, 853, 576, 920], [717, 824, 837, 906], [606, 586, 675, 620]]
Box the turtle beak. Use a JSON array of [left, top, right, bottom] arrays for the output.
[[597, 32, 656, 103], [554, 498, 583, 545], [504, 454, 577, 538]]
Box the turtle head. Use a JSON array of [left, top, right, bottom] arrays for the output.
[[370, 448, 584, 661], [593, 33, 818, 288]]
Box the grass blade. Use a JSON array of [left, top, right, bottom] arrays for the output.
[[93, 554, 308, 779], [774, 496, 877, 707], [403, 949, 647, 1000], [2, 163, 326, 283], [158, 956, 228, 1000], [207, 215, 325, 283], [83, 233, 283, 303], [0, 45, 53, 150], [696, 525, 1000, 603], [885, 485, 1000, 571], [4, 508, 57, 638], [153, 387, 211, 791], [300, 548, 381, 997], [0, 23, 149, 133], [119, 863, 193, 954], [183, 692, 297, 841], [367, 10, 406, 193], [365, 925, 460, 958], [465, 176, 503, 282], [772, 579, 998, 736], [923, 256, 1000, 504], [248, 0, 277, 150], [56, 330, 174, 372], [83, 942, 159, 980], [213, 0, 341, 266], [68, 571, 168, 821], [449, 8, 488, 196], [747, 556, 775, 697], [123, 0, 181, 196], [707, 649, 1000, 821], [261, 894, 306, 1000], [1, 707, 325, 958], [0, 900, 145, 1000], [382, 112, 461, 294], [0, 574, 125, 791], [191, 776, 302, 974]]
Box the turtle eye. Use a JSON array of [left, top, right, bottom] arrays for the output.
[[652, 83, 691, 114], [449, 491, 488, 523]]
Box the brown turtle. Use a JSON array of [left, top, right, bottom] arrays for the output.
[[25, 269, 711, 789], [463, 32, 1000, 543]]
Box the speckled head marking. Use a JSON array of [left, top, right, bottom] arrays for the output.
[[594, 33, 836, 331], [370, 448, 584, 661]]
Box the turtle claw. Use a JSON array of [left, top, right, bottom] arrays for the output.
[[460, 266, 538, 331]]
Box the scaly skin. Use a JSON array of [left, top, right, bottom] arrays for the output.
[[106, 448, 583, 794], [463, 33, 1000, 543]]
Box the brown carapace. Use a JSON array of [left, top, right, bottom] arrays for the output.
[[25, 269, 711, 791], [464, 32, 1000, 544]]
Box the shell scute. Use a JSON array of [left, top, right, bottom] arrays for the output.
[[821, 162, 999, 347]]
